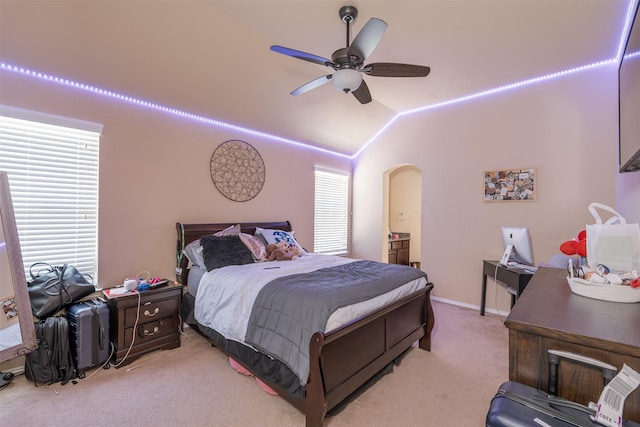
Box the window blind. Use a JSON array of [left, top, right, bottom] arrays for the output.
[[314, 168, 349, 255], [0, 108, 101, 281]]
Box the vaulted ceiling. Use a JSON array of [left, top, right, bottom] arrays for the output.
[[0, 1, 634, 156]]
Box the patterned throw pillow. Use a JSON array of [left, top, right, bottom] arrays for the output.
[[239, 233, 267, 261], [255, 227, 306, 254]]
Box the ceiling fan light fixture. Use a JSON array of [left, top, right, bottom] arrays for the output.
[[332, 69, 362, 93]]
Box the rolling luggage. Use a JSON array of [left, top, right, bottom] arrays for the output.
[[487, 350, 640, 427], [487, 381, 640, 427], [67, 298, 111, 378]]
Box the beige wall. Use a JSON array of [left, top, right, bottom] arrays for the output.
[[0, 72, 351, 288], [352, 64, 640, 310]]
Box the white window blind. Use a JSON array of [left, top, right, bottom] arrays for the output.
[[314, 168, 349, 255], [0, 107, 101, 281]]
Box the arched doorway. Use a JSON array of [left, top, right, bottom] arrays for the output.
[[383, 164, 422, 266]]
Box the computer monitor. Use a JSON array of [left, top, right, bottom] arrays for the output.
[[501, 226, 534, 266]]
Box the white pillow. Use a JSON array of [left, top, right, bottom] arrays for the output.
[[255, 227, 306, 254], [183, 224, 241, 268]]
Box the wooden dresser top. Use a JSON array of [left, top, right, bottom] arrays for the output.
[[505, 267, 640, 355]]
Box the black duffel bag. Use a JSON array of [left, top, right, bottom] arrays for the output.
[[28, 262, 95, 319]]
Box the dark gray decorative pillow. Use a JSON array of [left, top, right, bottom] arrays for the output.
[[200, 235, 254, 271]]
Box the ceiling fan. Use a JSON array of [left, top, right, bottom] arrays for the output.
[[270, 5, 431, 104]]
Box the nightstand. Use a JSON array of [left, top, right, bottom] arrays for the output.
[[106, 282, 182, 367]]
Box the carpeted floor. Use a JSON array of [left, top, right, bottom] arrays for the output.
[[0, 300, 508, 426]]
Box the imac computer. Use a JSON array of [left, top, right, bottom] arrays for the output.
[[500, 226, 534, 267]]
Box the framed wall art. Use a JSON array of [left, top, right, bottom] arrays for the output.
[[484, 168, 535, 202]]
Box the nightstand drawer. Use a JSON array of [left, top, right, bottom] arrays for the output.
[[123, 316, 179, 347], [124, 297, 178, 327]]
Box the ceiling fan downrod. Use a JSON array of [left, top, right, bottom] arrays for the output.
[[339, 5, 358, 48]]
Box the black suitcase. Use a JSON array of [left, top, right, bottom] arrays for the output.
[[487, 350, 640, 427], [67, 298, 111, 378]]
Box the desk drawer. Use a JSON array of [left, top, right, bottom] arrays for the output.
[[509, 331, 640, 422]]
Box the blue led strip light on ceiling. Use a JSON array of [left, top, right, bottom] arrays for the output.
[[0, 63, 351, 160], [353, 58, 618, 158], [1, 0, 638, 160], [354, 0, 639, 158]]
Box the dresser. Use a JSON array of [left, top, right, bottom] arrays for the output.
[[388, 233, 410, 265], [106, 282, 182, 367], [505, 267, 640, 422]]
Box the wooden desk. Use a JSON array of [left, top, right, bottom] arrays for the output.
[[505, 267, 640, 422], [480, 260, 534, 315]]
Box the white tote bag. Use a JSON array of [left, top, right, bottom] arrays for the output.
[[586, 202, 640, 273]]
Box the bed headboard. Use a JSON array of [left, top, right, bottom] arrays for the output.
[[175, 221, 292, 284]]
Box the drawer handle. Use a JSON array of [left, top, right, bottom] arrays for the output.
[[144, 308, 160, 317], [143, 326, 160, 336]]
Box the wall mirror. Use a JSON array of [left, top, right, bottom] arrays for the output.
[[0, 170, 36, 363]]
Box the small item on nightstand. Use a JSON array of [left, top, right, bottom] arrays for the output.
[[148, 278, 169, 289], [123, 279, 138, 291], [103, 287, 137, 299]]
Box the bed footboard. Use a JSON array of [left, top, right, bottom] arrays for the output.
[[186, 281, 435, 427], [304, 282, 435, 427]]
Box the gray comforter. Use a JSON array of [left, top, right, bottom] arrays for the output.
[[244, 260, 428, 386]]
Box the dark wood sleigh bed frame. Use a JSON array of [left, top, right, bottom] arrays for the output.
[[176, 221, 435, 427]]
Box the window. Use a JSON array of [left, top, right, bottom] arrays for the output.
[[314, 168, 350, 255], [0, 106, 102, 281]]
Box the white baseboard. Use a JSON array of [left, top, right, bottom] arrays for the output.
[[3, 365, 24, 375], [431, 296, 510, 317], [0, 359, 24, 376]]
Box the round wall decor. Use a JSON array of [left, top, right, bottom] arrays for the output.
[[210, 140, 265, 202]]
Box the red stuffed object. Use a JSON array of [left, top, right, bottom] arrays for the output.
[[560, 229, 587, 257]]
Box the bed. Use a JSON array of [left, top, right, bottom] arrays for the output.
[[176, 221, 435, 427]]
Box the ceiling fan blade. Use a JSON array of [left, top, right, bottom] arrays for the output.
[[352, 79, 372, 104], [348, 18, 387, 61], [291, 75, 332, 96], [270, 45, 335, 68], [365, 63, 431, 77]]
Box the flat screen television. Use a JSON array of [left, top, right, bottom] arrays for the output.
[[501, 226, 534, 266], [619, 1, 640, 173]]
